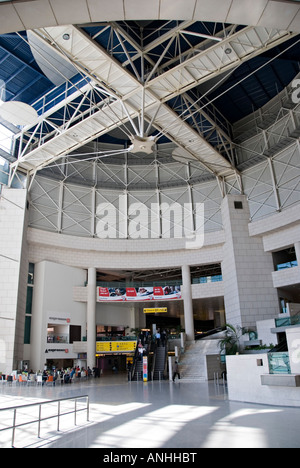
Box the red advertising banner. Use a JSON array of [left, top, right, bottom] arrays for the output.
[[98, 287, 110, 297], [97, 286, 181, 302]]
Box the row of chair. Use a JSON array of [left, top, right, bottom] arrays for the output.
[[0, 374, 55, 386]]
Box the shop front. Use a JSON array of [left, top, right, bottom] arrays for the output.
[[95, 338, 137, 375]]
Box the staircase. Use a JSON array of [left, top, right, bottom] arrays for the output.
[[180, 339, 220, 382]]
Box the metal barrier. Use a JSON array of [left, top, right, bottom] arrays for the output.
[[214, 372, 227, 388], [0, 395, 89, 448]]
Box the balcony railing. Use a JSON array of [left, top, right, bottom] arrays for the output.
[[47, 334, 69, 344], [268, 352, 291, 374], [192, 275, 223, 284], [275, 316, 300, 328], [276, 260, 298, 271]]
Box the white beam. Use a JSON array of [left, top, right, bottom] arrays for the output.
[[11, 23, 297, 181]]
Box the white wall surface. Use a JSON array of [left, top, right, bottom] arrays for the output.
[[256, 319, 277, 347], [30, 260, 86, 371], [27, 226, 225, 270], [227, 354, 300, 407], [96, 302, 146, 331], [0, 188, 28, 375], [221, 195, 280, 328]]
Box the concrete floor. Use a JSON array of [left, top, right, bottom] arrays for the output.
[[1, 373, 300, 448]]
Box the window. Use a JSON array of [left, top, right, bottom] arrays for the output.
[[234, 201, 243, 210], [24, 263, 34, 345], [272, 248, 297, 272]]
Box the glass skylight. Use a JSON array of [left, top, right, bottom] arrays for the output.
[[0, 123, 13, 154]]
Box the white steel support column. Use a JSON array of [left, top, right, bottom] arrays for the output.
[[181, 264, 194, 342], [187, 163, 196, 235], [87, 267, 96, 369]]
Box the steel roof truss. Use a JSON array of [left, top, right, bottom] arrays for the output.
[[10, 22, 297, 187]]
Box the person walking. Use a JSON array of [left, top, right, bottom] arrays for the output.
[[161, 329, 167, 347], [173, 361, 180, 382], [156, 330, 161, 347]]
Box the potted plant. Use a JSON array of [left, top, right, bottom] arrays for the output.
[[131, 327, 141, 338], [218, 324, 244, 357], [243, 343, 275, 354]]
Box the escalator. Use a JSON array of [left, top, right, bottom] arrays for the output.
[[195, 326, 226, 340], [130, 335, 152, 381], [130, 338, 167, 381], [268, 339, 288, 353], [152, 344, 167, 380]]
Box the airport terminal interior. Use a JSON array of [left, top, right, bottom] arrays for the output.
[[1, 0, 300, 449]]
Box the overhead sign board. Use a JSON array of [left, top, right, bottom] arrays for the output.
[[143, 307, 168, 314], [97, 286, 181, 302], [96, 341, 137, 353]]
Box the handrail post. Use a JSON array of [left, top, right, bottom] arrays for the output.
[[38, 405, 42, 439], [87, 396, 89, 422], [57, 401, 61, 432], [12, 408, 17, 448], [1, 394, 90, 448], [74, 399, 77, 426], [38, 405, 42, 438]]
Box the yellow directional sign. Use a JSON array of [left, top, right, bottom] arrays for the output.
[[143, 307, 168, 314], [96, 341, 136, 353]]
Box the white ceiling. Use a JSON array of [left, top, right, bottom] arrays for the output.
[[10, 22, 296, 179], [1, 0, 300, 35]]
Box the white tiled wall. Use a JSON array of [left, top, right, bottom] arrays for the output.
[[221, 195, 280, 328], [27, 227, 225, 270], [0, 188, 28, 374], [1, 184, 300, 373]]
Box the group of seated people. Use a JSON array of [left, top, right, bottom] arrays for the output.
[[1, 366, 94, 385], [40, 366, 93, 385]]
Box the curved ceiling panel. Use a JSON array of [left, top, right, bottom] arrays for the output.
[[1, 1, 300, 35]]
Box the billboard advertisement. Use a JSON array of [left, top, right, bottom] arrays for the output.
[[97, 285, 181, 302]]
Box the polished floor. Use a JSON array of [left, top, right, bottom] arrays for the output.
[[1, 373, 300, 448]]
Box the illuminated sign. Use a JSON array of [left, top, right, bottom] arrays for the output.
[[143, 307, 168, 314], [96, 341, 137, 353]]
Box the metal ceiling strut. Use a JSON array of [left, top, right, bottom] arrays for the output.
[[10, 22, 297, 196]]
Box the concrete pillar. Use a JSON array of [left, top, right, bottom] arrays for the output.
[[168, 356, 173, 381], [221, 195, 280, 329], [0, 188, 28, 374], [87, 267, 96, 369], [181, 264, 194, 341]]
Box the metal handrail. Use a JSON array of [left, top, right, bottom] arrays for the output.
[[130, 343, 140, 381], [0, 395, 89, 448]]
